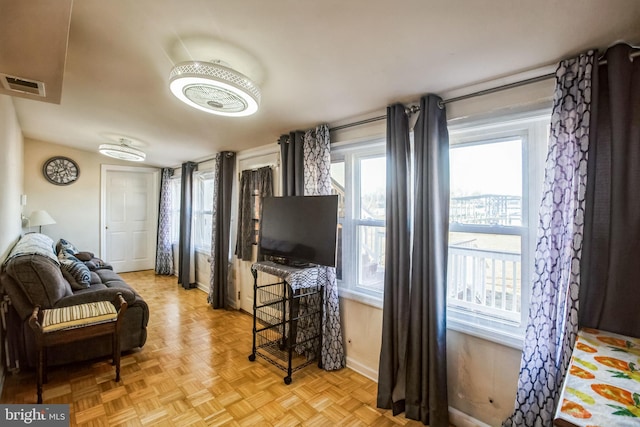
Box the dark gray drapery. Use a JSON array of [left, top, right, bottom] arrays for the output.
[[377, 104, 412, 415], [279, 131, 305, 196], [155, 167, 174, 275], [406, 95, 449, 424], [235, 166, 273, 261], [580, 43, 640, 337], [178, 161, 196, 289], [209, 152, 236, 309], [377, 96, 450, 426]]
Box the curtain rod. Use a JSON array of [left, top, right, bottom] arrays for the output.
[[329, 49, 640, 133], [329, 72, 554, 132], [194, 151, 235, 165]]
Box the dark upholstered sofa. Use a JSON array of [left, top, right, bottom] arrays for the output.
[[0, 233, 149, 369]]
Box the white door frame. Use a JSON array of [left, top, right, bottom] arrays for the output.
[[100, 164, 160, 261]]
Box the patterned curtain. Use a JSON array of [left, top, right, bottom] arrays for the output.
[[235, 167, 273, 261], [303, 124, 345, 371], [208, 152, 236, 309], [155, 168, 174, 275], [503, 50, 595, 427]]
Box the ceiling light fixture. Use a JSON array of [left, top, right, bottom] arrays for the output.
[[169, 60, 261, 117], [98, 138, 146, 162]]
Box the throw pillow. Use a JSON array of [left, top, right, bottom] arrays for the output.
[[74, 251, 95, 262], [59, 258, 91, 290], [58, 250, 80, 263], [56, 238, 79, 257]]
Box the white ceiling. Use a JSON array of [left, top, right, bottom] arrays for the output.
[[6, 0, 640, 167]]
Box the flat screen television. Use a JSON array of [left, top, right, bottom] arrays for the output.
[[258, 195, 338, 267]]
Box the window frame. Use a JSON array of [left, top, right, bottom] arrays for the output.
[[169, 176, 181, 245], [446, 110, 550, 349], [330, 109, 549, 349], [193, 170, 215, 253], [331, 138, 386, 308]]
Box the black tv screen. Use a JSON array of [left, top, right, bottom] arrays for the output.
[[259, 195, 338, 267]]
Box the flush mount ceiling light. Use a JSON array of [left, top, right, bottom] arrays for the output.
[[169, 60, 261, 117], [98, 138, 146, 162]]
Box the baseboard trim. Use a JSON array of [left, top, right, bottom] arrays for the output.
[[448, 406, 491, 427], [194, 282, 238, 309], [344, 358, 490, 427], [345, 356, 378, 382]]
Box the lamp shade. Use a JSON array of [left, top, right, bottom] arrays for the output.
[[29, 210, 56, 227]]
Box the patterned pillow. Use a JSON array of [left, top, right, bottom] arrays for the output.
[[59, 258, 91, 290], [58, 249, 80, 262], [56, 238, 79, 257], [74, 251, 95, 262]]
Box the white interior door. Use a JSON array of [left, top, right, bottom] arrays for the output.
[[102, 167, 159, 273]]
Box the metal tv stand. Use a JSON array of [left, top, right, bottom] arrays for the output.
[[248, 261, 323, 384]]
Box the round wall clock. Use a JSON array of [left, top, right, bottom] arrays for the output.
[[43, 156, 80, 185]]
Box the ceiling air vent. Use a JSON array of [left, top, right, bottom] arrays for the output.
[[0, 73, 46, 97]]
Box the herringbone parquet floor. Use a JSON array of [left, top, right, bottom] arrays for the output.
[[1, 270, 427, 426]]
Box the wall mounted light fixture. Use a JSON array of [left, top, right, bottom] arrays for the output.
[[29, 210, 56, 233]]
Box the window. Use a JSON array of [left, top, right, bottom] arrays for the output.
[[446, 112, 549, 348], [331, 111, 548, 347], [194, 170, 214, 252], [169, 176, 181, 244], [331, 139, 386, 305]]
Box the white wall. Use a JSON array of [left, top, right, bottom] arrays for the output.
[[0, 94, 24, 394], [23, 138, 151, 254], [0, 95, 23, 262]]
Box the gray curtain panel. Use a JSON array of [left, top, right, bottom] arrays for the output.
[[209, 152, 236, 309], [377, 104, 412, 415], [405, 94, 450, 425], [579, 43, 640, 338], [503, 50, 595, 427], [235, 166, 273, 261], [155, 167, 174, 275], [178, 161, 197, 289], [279, 131, 305, 196], [377, 98, 450, 426]]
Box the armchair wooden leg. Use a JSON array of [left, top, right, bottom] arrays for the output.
[[36, 348, 43, 404], [114, 332, 121, 382], [43, 347, 48, 384]]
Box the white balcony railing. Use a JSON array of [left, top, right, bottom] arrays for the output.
[[447, 246, 521, 322]]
